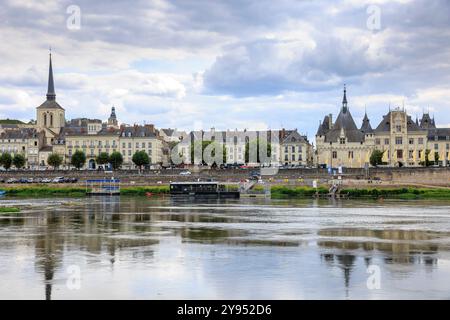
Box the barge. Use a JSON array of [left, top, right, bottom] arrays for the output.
[[170, 181, 240, 198]]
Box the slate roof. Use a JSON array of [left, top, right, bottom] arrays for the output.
[[427, 128, 450, 141], [374, 112, 425, 133], [360, 113, 373, 133], [0, 128, 38, 139], [419, 113, 436, 129]]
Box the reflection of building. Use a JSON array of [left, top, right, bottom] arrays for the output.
[[316, 86, 450, 167]]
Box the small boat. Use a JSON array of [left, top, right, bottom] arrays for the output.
[[0, 190, 6, 196], [145, 192, 153, 197]]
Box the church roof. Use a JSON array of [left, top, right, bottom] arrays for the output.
[[37, 53, 64, 110]]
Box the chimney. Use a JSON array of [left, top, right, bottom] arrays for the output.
[[328, 114, 333, 129]]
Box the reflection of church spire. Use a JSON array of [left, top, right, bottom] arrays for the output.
[[336, 254, 356, 291]]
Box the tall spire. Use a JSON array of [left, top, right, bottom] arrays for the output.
[[342, 84, 348, 113], [46, 50, 56, 101]]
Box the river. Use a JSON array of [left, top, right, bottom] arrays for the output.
[[1, 196, 450, 299]]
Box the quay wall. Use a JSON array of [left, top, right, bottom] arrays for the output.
[[0, 167, 449, 186]]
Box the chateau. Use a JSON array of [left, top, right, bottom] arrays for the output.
[[315, 86, 450, 168]]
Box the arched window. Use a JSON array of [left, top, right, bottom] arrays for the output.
[[44, 114, 47, 126], [50, 113, 53, 127]]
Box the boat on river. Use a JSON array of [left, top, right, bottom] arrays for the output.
[[169, 181, 240, 198]]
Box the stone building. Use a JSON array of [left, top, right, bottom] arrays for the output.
[[0, 53, 164, 170], [316, 86, 449, 168]]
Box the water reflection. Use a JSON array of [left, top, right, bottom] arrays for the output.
[[1, 196, 450, 299]]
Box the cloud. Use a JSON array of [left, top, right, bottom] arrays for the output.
[[0, 0, 449, 143]]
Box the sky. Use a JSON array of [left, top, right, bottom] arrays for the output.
[[0, 0, 450, 142]]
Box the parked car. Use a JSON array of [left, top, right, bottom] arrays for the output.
[[70, 178, 78, 183], [42, 178, 52, 183], [179, 170, 192, 176], [6, 178, 17, 184], [27, 178, 34, 183], [18, 178, 28, 183], [52, 177, 65, 183], [0, 178, 5, 183]]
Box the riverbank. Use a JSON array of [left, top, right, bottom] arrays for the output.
[[271, 185, 450, 199], [0, 185, 170, 197], [1, 185, 450, 199]]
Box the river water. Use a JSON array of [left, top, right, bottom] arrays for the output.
[[0, 196, 450, 300]]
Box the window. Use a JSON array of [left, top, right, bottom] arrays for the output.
[[348, 151, 354, 159], [396, 125, 401, 132], [128, 150, 131, 156], [291, 154, 295, 161], [149, 142, 152, 149], [299, 154, 302, 161], [128, 143, 131, 148], [435, 143, 439, 150], [397, 150, 403, 159], [409, 150, 414, 159], [291, 146, 295, 152], [340, 138, 345, 144], [122, 150, 125, 156], [284, 146, 288, 153], [409, 138, 414, 145], [418, 138, 424, 144], [332, 151, 337, 159], [418, 150, 422, 159], [284, 155, 288, 161], [142, 142, 145, 148], [435, 136, 439, 141], [122, 142, 125, 148], [446, 144, 449, 150], [298, 146, 302, 153], [395, 137, 402, 145], [384, 139, 389, 145], [136, 142, 139, 148], [375, 138, 380, 145]]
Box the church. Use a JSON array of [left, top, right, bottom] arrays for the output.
[[0, 54, 164, 169]]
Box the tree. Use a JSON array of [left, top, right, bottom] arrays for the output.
[[13, 154, 26, 169], [96, 152, 110, 166], [434, 151, 440, 165], [132, 150, 149, 170], [71, 150, 86, 169], [109, 151, 123, 170], [47, 153, 63, 170], [244, 139, 272, 164], [369, 149, 384, 167], [0, 153, 12, 170], [424, 149, 432, 167], [189, 140, 227, 165]]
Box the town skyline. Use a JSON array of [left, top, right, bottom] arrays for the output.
[[1, 1, 450, 144]]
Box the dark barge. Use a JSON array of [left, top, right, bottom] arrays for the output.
[[170, 182, 240, 198]]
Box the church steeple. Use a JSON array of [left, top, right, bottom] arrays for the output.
[[46, 51, 56, 101], [342, 84, 348, 113]]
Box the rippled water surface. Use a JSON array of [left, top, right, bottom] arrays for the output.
[[1, 196, 450, 299]]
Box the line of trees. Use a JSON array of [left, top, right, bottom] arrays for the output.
[[0, 153, 26, 170]]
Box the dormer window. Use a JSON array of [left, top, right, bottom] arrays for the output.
[[339, 138, 345, 144]]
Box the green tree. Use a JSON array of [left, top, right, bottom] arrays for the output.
[[12, 153, 26, 169], [434, 151, 440, 165], [0, 153, 12, 170], [109, 151, 123, 170], [244, 139, 272, 164], [47, 153, 63, 170], [71, 150, 86, 170], [96, 152, 110, 166], [369, 149, 384, 167], [190, 140, 227, 165], [424, 149, 432, 167], [132, 150, 150, 170]]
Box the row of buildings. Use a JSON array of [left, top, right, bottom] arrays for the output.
[[0, 55, 449, 169]]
